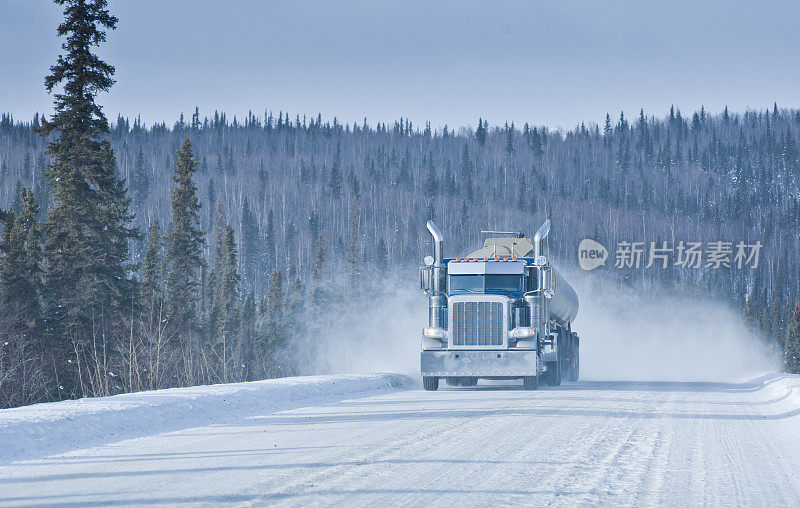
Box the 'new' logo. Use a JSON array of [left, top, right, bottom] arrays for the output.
[[578, 239, 608, 271]]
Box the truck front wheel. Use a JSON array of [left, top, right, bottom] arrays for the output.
[[523, 376, 538, 390], [423, 376, 439, 391]]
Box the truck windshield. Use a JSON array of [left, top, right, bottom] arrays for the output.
[[449, 274, 522, 294]]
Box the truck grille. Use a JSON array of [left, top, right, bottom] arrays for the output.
[[451, 301, 504, 346]]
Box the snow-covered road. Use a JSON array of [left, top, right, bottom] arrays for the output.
[[2, 375, 800, 506]]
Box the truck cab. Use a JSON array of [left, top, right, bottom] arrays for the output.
[[419, 221, 580, 391]]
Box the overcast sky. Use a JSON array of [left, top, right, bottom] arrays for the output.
[[2, 0, 800, 130]]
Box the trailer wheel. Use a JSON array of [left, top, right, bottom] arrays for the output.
[[523, 376, 538, 390], [423, 376, 439, 391], [565, 337, 580, 382], [545, 360, 562, 386], [445, 377, 460, 386], [564, 334, 580, 382], [461, 377, 478, 387]]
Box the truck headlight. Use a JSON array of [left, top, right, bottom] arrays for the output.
[[422, 327, 447, 339], [510, 327, 535, 339]]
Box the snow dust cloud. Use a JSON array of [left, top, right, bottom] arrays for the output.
[[572, 274, 780, 382], [304, 276, 423, 376], [303, 270, 780, 383]]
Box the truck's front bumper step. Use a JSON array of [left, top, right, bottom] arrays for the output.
[[421, 350, 538, 377]]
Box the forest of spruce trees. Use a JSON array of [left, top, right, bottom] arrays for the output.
[[1, 0, 800, 408]]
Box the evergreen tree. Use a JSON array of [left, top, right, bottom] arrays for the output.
[[0, 188, 43, 342], [786, 301, 800, 374], [423, 151, 438, 196], [240, 293, 256, 380], [140, 220, 164, 324], [476, 118, 487, 145], [375, 238, 388, 270], [460, 144, 474, 200], [530, 126, 543, 156], [33, 153, 50, 217], [258, 158, 268, 189], [603, 113, 613, 145], [307, 210, 320, 238], [240, 197, 259, 294], [505, 122, 515, 155], [329, 141, 342, 198], [206, 203, 226, 340], [0, 189, 45, 406], [165, 137, 205, 379], [139, 219, 166, 389], [132, 147, 149, 206], [9, 181, 25, 217], [311, 234, 325, 305], [211, 224, 239, 382], [38, 0, 137, 397], [264, 208, 275, 271], [517, 175, 527, 209], [262, 269, 285, 376], [284, 220, 298, 266], [443, 159, 456, 195], [347, 198, 360, 291], [742, 274, 761, 330], [206, 178, 216, 230], [397, 147, 412, 186], [21, 151, 32, 181], [283, 268, 304, 375]]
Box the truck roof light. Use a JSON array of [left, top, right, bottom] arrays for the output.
[[473, 258, 478, 261], [503, 257, 508, 261], [456, 257, 460, 261], [484, 257, 488, 261], [512, 257, 517, 261], [494, 257, 499, 261]]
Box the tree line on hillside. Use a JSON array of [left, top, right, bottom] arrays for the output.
[[2, 0, 800, 408]]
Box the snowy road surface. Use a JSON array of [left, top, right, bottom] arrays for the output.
[[2, 374, 800, 506]]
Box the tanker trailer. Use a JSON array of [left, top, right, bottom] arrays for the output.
[[418, 220, 580, 391]]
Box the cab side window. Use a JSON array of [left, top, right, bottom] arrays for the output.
[[526, 269, 538, 292]]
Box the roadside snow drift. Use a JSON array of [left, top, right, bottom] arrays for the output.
[[0, 373, 412, 463]]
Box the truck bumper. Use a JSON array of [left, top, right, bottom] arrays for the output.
[[421, 350, 539, 377]]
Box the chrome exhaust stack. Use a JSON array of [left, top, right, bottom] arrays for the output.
[[426, 221, 447, 330], [528, 219, 551, 338], [533, 219, 551, 260], [427, 220, 444, 268]]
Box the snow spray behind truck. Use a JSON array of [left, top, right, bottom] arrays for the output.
[[419, 220, 580, 391]]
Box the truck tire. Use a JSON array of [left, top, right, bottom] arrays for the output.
[[566, 332, 581, 383], [445, 377, 460, 386], [423, 376, 439, 391], [545, 360, 562, 386], [461, 377, 478, 387], [565, 340, 580, 382], [523, 376, 538, 390]]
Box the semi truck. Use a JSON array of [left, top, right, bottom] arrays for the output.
[[418, 220, 580, 390]]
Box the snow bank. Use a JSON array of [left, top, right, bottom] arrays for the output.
[[762, 373, 800, 407], [0, 373, 413, 463]]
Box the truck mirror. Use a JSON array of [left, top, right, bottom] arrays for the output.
[[419, 266, 432, 293], [539, 267, 552, 292]]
